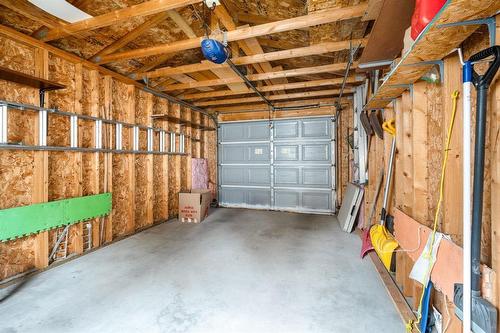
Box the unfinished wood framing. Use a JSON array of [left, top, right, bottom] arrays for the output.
[[1, 2, 499, 332], [362, 21, 500, 332], [96, 4, 368, 64], [0, 22, 217, 281]]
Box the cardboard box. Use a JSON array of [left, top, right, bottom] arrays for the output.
[[178, 189, 211, 223]]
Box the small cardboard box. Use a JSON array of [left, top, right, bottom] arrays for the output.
[[178, 189, 211, 223]]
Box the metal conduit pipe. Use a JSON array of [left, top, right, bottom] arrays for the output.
[[226, 59, 275, 110]]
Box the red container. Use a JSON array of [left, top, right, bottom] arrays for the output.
[[411, 0, 447, 39]]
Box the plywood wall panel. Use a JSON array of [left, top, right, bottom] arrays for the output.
[[0, 35, 35, 75], [153, 97, 169, 222], [0, 35, 39, 279], [134, 90, 153, 229], [111, 81, 135, 238], [180, 106, 191, 191], [426, 82, 443, 229], [206, 118, 217, 198], [47, 54, 75, 147], [0, 152, 36, 280], [168, 103, 181, 217], [0, 30, 217, 281], [153, 152, 169, 222]]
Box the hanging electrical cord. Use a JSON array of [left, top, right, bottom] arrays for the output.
[[407, 90, 460, 333]]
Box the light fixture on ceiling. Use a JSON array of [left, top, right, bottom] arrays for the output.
[[204, 0, 221, 7], [28, 0, 92, 23]]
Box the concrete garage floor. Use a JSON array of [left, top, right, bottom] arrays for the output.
[[0, 208, 404, 333]]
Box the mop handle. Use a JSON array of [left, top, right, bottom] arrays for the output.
[[379, 119, 396, 225]]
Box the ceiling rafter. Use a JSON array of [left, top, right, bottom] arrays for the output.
[[236, 12, 309, 32], [136, 38, 367, 79], [181, 76, 362, 100], [34, 0, 202, 41], [207, 97, 347, 113], [166, 7, 247, 92], [96, 3, 368, 64], [163, 62, 357, 91], [212, 5, 283, 90], [194, 88, 354, 106], [153, 11, 216, 92]]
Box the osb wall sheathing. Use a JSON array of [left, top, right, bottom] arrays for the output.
[[134, 90, 154, 230], [0, 36, 38, 280], [0, 32, 217, 281], [168, 103, 182, 217], [112, 81, 135, 238], [191, 111, 201, 158], [204, 115, 217, 198], [153, 97, 169, 222], [47, 54, 83, 255], [180, 106, 192, 191], [81, 68, 102, 247], [336, 103, 353, 205]]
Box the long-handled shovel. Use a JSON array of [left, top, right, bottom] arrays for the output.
[[360, 169, 384, 258], [454, 45, 499, 333], [370, 119, 399, 271]]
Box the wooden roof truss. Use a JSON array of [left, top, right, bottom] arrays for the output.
[[0, 0, 372, 114]]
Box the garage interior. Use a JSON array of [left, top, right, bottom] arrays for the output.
[[0, 1, 499, 333]]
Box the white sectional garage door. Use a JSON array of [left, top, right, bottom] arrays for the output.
[[218, 117, 336, 214]]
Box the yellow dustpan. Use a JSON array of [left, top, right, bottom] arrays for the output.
[[370, 224, 399, 270], [370, 119, 398, 270]]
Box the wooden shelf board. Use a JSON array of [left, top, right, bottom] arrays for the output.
[[364, 0, 500, 110], [0, 66, 65, 91]]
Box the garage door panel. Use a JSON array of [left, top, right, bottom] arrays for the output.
[[302, 191, 332, 211], [220, 187, 271, 208], [274, 190, 332, 212], [221, 166, 270, 186], [221, 124, 246, 141], [302, 119, 330, 138], [221, 167, 246, 185], [220, 121, 269, 142], [248, 190, 271, 206], [248, 168, 270, 185], [220, 144, 270, 164], [274, 121, 299, 139], [274, 167, 330, 188], [274, 168, 300, 186], [220, 188, 246, 204], [219, 117, 334, 213], [221, 145, 246, 163], [247, 122, 270, 140], [302, 144, 330, 162], [302, 168, 331, 187], [248, 145, 270, 162], [274, 144, 299, 161], [275, 191, 300, 209]]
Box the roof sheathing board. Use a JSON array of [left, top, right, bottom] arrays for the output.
[[0, 0, 369, 111], [308, 0, 369, 44]]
